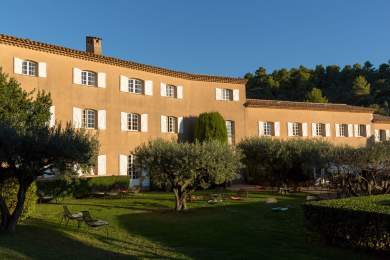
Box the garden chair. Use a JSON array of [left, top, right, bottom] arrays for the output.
[[81, 211, 109, 237], [61, 206, 83, 228]]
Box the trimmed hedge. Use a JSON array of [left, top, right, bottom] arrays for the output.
[[303, 195, 390, 252], [37, 176, 131, 198]]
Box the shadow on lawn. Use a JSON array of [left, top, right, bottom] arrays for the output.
[[116, 197, 378, 260], [0, 222, 133, 259]]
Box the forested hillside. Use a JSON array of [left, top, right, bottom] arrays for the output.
[[245, 61, 390, 115]]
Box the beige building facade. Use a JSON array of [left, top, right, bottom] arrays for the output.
[[1, 34, 390, 182]]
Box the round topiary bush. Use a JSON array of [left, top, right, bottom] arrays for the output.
[[0, 178, 38, 221]]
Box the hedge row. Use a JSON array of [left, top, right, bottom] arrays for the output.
[[37, 176, 131, 198], [303, 195, 390, 252]]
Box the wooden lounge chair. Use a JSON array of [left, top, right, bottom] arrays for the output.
[[61, 206, 83, 228], [81, 211, 109, 236]]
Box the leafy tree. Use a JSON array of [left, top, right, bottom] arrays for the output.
[[134, 139, 242, 211], [352, 75, 370, 96], [194, 112, 227, 144], [0, 69, 98, 232], [305, 88, 328, 103]]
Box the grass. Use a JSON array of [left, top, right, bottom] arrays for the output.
[[0, 192, 381, 259]]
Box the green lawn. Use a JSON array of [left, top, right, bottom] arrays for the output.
[[0, 192, 379, 259]]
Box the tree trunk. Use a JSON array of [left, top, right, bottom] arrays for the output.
[[0, 196, 10, 231], [5, 183, 27, 232], [173, 188, 187, 212]]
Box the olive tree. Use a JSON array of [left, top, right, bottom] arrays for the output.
[[0, 69, 98, 232], [134, 139, 242, 211]]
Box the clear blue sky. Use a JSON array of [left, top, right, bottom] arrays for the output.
[[1, 0, 390, 77]]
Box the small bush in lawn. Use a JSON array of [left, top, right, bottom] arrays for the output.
[[0, 178, 37, 221], [303, 194, 390, 252]]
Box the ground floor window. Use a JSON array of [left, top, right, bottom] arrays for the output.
[[128, 155, 141, 179], [263, 122, 274, 136], [225, 120, 235, 145]]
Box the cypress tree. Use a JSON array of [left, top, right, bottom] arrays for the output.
[[194, 112, 228, 143]]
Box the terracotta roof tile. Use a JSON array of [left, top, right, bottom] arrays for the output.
[[0, 34, 246, 84], [244, 99, 375, 113], [372, 114, 390, 123]]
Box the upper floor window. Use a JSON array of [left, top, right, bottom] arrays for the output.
[[168, 116, 177, 133], [358, 124, 367, 137], [314, 123, 326, 137], [226, 120, 235, 145], [128, 113, 140, 131], [339, 124, 348, 137], [81, 71, 97, 86], [22, 60, 38, 76], [292, 122, 302, 136], [82, 109, 97, 129], [263, 122, 274, 136], [129, 79, 144, 94], [166, 85, 176, 97], [222, 89, 233, 101], [128, 155, 141, 179]]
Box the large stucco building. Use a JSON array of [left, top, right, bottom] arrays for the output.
[[1, 34, 390, 184]]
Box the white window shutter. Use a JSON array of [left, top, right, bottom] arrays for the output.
[[302, 123, 308, 137], [121, 112, 128, 131], [141, 114, 148, 132], [120, 75, 128, 92], [178, 117, 184, 134], [72, 107, 82, 128], [119, 154, 128, 176], [274, 121, 280, 137], [73, 68, 82, 84], [160, 83, 167, 96], [177, 86, 183, 99], [287, 122, 293, 136], [386, 130, 390, 140], [258, 121, 264, 136], [354, 124, 359, 137], [348, 124, 354, 137], [97, 72, 106, 88], [97, 155, 106, 176], [161, 115, 168, 133], [49, 106, 55, 127], [145, 80, 153, 96], [325, 123, 331, 137], [312, 123, 317, 136], [366, 124, 371, 137], [38, 62, 47, 77], [335, 124, 340, 137], [216, 88, 222, 100], [233, 89, 240, 101], [14, 57, 23, 74], [98, 110, 106, 130], [374, 129, 380, 142]]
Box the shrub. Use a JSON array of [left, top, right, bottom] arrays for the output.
[[303, 195, 390, 252], [72, 176, 131, 198], [0, 178, 38, 221], [238, 137, 333, 187], [194, 112, 228, 144], [36, 177, 72, 199], [134, 139, 242, 211]]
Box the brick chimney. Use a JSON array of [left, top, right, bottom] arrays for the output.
[[86, 36, 102, 55]]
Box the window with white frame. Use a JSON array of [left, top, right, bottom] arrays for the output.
[[358, 124, 367, 137], [315, 123, 326, 137], [292, 122, 302, 136], [129, 78, 144, 94], [22, 60, 38, 76], [127, 113, 140, 131], [166, 85, 176, 97], [222, 89, 233, 101], [82, 109, 97, 129], [263, 122, 274, 136], [128, 155, 141, 179], [380, 129, 386, 141], [81, 71, 97, 86], [225, 120, 235, 144], [339, 124, 348, 137], [167, 116, 177, 133]]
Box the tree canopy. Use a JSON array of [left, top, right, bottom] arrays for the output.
[[245, 61, 390, 114], [0, 69, 98, 232]]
